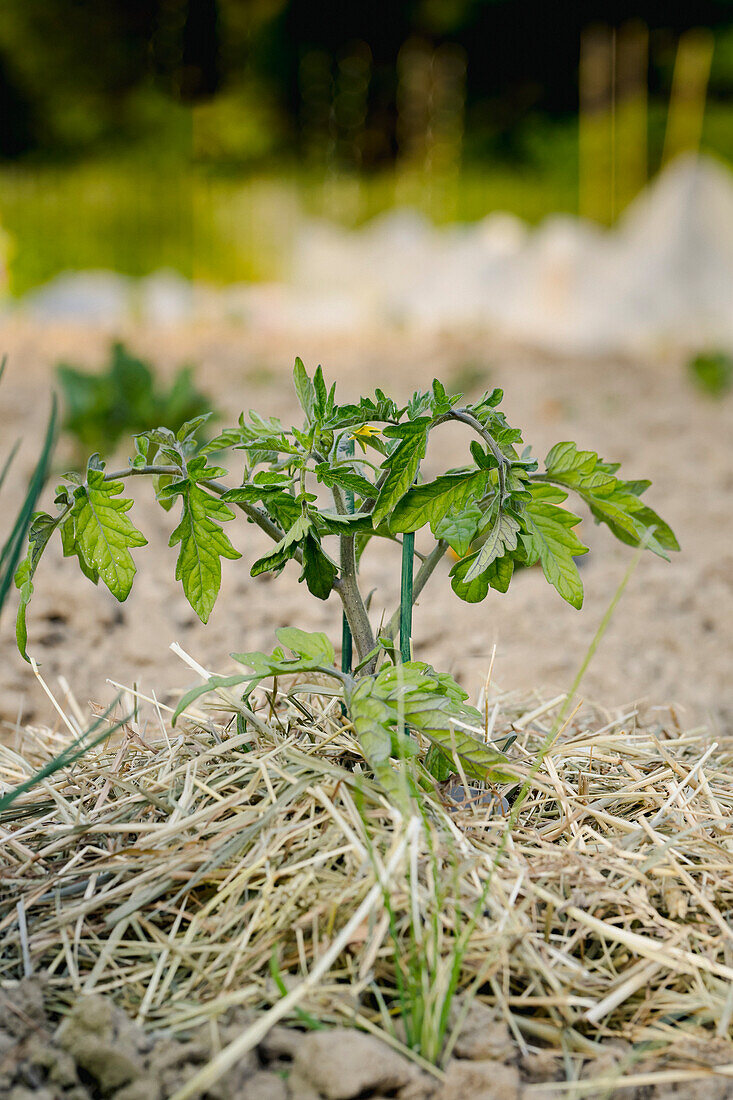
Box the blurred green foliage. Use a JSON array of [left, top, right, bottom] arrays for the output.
[[688, 350, 733, 397], [57, 341, 216, 458], [2, 1, 733, 170], [1, 2, 733, 291], [0, 159, 578, 295]]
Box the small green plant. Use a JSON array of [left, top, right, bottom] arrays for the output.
[[57, 340, 215, 458], [688, 350, 733, 398], [16, 360, 678, 799]]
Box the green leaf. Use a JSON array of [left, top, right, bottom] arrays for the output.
[[223, 479, 303, 533], [469, 387, 504, 416], [231, 642, 335, 681], [349, 681, 413, 806], [543, 441, 679, 560], [168, 482, 241, 623], [313, 510, 374, 536], [199, 427, 250, 455], [520, 484, 587, 608], [372, 420, 430, 526], [14, 513, 61, 660], [425, 744, 453, 781], [61, 514, 99, 584], [172, 673, 257, 725], [414, 720, 515, 782], [450, 552, 514, 603], [293, 357, 316, 424], [276, 627, 335, 666], [458, 511, 520, 584], [430, 378, 458, 415], [222, 481, 292, 504], [57, 341, 214, 457], [314, 463, 375, 499], [364, 663, 515, 785], [251, 513, 310, 578], [299, 533, 338, 600], [545, 441, 615, 493], [389, 470, 490, 534], [433, 503, 482, 556], [313, 365, 328, 416], [688, 351, 733, 397], [323, 390, 401, 430], [233, 411, 300, 456], [598, 501, 679, 556], [176, 413, 213, 443], [153, 472, 176, 512], [71, 466, 147, 600]]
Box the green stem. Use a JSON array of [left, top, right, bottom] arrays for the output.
[[106, 466, 296, 557], [332, 440, 375, 667], [440, 408, 508, 500]]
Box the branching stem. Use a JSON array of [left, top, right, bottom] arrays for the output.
[[103, 410, 487, 672], [104, 465, 296, 558], [434, 408, 508, 499], [331, 479, 376, 665]]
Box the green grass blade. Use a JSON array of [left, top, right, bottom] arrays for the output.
[[0, 393, 58, 615], [0, 438, 20, 495], [0, 698, 128, 816]]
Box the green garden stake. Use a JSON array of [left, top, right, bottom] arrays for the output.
[[400, 530, 414, 663], [340, 437, 355, 675], [341, 606, 353, 675]]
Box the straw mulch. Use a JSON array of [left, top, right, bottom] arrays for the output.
[[2, 669, 733, 1096]]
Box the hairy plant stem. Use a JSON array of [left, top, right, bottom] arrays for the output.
[[332, 481, 377, 667]]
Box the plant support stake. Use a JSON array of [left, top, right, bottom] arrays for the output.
[[400, 531, 414, 663], [341, 437, 355, 675]]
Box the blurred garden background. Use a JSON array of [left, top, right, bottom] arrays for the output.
[[1, 0, 732, 729], [0, 0, 732, 295]]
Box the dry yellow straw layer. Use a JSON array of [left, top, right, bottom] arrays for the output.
[[2, 675, 733, 1091]]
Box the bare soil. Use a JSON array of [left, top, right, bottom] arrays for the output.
[[2, 980, 731, 1098], [1, 320, 731, 731]]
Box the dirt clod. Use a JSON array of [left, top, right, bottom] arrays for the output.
[[438, 1058, 521, 1100], [238, 1069, 289, 1099], [292, 1029, 416, 1099], [449, 999, 512, 1062], [55, 995, 147, 1094]]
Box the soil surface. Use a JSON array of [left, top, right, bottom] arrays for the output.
[[2, 979, 730, 1099], [1, 320, 731, 731]]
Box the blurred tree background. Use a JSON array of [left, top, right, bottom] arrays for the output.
[[0, 0, 732, 291]]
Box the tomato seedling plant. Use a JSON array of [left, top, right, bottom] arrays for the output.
[[57, 340, 215, 460], [17, 360, 678, 799]]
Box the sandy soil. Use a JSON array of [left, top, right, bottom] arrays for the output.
[[1, 319, 731, 732]]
